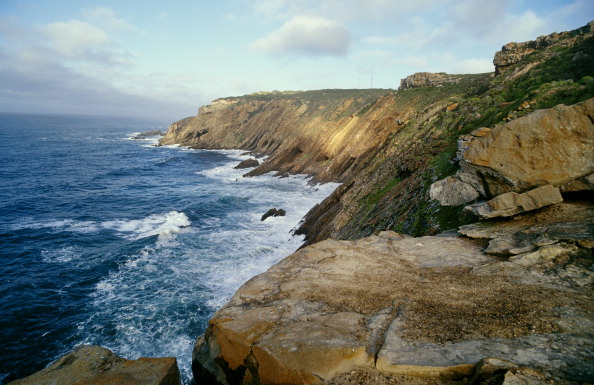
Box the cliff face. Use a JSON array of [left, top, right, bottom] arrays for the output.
[[161, 22, 594, 246], [161, 89, 396, 184]]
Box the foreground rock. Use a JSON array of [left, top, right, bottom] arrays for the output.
[[9, 345, 181, 385], [193, 213, 594, 384]]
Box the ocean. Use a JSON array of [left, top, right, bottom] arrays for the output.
[[0, 113, 338, 384]]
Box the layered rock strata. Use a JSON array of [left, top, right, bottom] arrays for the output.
[[8, 345, 181, 385]]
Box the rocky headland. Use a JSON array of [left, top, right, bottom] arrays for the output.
[[12, 21, 594, 385]]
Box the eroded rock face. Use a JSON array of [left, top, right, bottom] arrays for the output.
[[8, 345, 181, 385], [430, 98, 594, 214], [193, 228, 593, 384]]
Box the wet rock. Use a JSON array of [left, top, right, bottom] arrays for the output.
[[233, 158, 260, 169], [8, 345, 181, 385], [260, 208, 286, 221]]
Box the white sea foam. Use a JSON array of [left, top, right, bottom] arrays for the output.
[[101, 211, 191, 241], [81, 146, 339, 384]]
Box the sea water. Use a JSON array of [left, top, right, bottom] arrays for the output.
[[0, 113, 338, 384]]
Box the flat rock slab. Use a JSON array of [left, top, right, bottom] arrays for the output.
[[194, 230, 594, 384], [8, 345, 181, 385]]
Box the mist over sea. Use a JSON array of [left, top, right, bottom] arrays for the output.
[[0, 113, 337, 384]]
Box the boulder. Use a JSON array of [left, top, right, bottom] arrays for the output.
[[8, 345, 181, 385], [193, 230, 593, 384], [430, 98, 594, 206], [464, 185, 563, 219], [260, 208, 286, 221], [234, 158, 260, 169], [429, 176, 480, 206], [459, 98, 594, 197]]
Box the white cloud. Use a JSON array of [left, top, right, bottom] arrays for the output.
[[82, 7, 136, 32], [44, 20, 134, 67], [252, 15, 352, 56]]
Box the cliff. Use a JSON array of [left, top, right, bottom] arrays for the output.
[[161, 22, 594, 247], [15, 21, 594, 385], [177, 22, 594, 384]]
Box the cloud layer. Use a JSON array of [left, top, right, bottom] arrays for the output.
[[252, 15, 352, 56]]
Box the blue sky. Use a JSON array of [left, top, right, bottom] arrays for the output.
[[1, 0, 592, 120]]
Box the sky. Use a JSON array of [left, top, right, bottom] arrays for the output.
[[0, 0, 593, 121]]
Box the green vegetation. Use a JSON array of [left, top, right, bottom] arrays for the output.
[[344, 31, 594, 239]]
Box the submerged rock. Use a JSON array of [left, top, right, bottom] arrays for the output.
[[8, 345, 181, 385], [132, 129, 164, 139]]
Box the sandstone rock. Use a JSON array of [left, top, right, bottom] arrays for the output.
[[459, 201, 594, 257], [234, 158, 260, 169], [464, 185, 563, 218], [433, 98, 594, 204], [193, 230, 593, 384], [8, 345, 181, 385], [261, 208, 286, 221], [429, 176, 480, 206]]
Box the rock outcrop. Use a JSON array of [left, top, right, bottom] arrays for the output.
[[8, 345, 181, 385], [193, 218, 594, 384], [160, 24, 594, 384], [261, 208, 286, 221], [493, 21, 594, 75], [429, 97, 594, 223], [398, 72, 463, 90], [234, 158, 260, 169]]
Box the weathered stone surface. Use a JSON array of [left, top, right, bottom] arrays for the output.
[[193, 228, 593, 384], [431, 98, 594, 206], [429, 176, 480, 206], [459, 98, 594, 197], [8, 345, 181, 385], [459, 201, 594, 258], [464, 185, 563, 218], [233, 157, 259, 169]]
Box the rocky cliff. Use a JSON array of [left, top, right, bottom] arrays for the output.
[[15, 21, 594, 385], [161, 21, 594, 246], [176, 22, 594, 385]]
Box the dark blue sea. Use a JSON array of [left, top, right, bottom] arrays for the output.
[[0, 113, 337, 384]]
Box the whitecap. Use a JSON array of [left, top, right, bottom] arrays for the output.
[[101, 211, 191, 241]]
